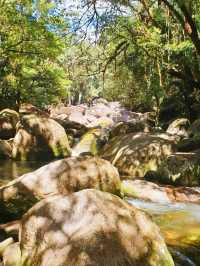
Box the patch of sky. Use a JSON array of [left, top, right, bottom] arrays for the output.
[[63, 0, 130, 41]]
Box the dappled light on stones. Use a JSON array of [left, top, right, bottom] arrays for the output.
[[19, 189, 174, 266], [0, 156, 121, 222], [1, 0, 200, 265]]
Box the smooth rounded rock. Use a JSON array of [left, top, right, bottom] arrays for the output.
[[19, 189, 174, 266]]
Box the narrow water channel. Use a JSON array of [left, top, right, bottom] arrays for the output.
[[0, 160, 50, 185], [127, 198, 200, 265]]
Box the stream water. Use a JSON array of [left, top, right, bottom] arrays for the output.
[[0, 160, 200, 265], [127, 198, 200, 265], [0, 159, 49, 185]]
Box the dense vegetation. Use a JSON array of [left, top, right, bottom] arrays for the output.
[[1, 0, 200, 119]]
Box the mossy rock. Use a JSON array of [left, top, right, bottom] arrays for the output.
[[100, 132, 176, 178], [12, 114, 71, 160], [0, 109, 19, 139], [110, 121, 149, 139], [145, 152, 200, 186], [72, 128, 104, 156], [177, 136, 200, 152], [0, 140, 12, 159]]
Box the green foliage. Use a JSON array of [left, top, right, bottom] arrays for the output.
[[0, 0, 70, 109], [69, 0, 200, 118], [1, 0, 200, 121], [62, 42, 103, 104]]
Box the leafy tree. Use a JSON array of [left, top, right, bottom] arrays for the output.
[[0, 0, 70, 110], [75, 0, 200, 119]]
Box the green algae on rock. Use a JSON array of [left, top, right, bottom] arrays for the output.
[[0, 109, 19, 139], [12, 114, 71, 160], [72, 128, 103, 156], [100, 132, 176, 178], [145, 152, 200, 186]]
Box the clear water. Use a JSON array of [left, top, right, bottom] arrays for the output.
[[0, 160, 48, 185], [127, 198, 200, 265]]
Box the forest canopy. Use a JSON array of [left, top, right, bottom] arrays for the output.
[[1, 0, 200, 120]]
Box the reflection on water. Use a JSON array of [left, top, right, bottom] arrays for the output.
[[126, 198, 200, 248], [127, 198, 200, 265], [0, 160, 49, 185]]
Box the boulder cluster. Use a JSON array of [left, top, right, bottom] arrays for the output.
[[1, 98, 200, 265]]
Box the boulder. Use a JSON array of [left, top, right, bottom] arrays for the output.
[[112, 109, 143, 123], [0, 140, 12, 159], [100, 133, 176, 178], [121, 179, 200, 204], [188, 118, 200, 137], [2, 242, 21, 266], [88, 116, 114, 129], [19, 103, 48, 117], [54, 118, 88, 138], [19, 189, 174, 266], [175, 119, 200, 152], [50, 104, 87, 124], [0, 109, 19, 139], [145, 152, 200, 186], [0, 156, 121, 221], [72, 128, 106, 156], [12, 114, 71, 160], [110, 121, 150, 139], [166, 118, 190, 138], [49, 100, 149, 130], [158, 96, 186, 129], [177, 136, 200, 152]]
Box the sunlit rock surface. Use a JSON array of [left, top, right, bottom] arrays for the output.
[[166, 118, 189, 138], [121, 179, 200, 204], [49, 99, 149, 129], [0, 156, 121, 221], [19, 189, 174, 266], [100, 132, 176, 178], [12, 114, 71, 160], [2, 241, 21, 266]]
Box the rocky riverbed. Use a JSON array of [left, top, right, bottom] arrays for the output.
[[0, 99, 200, 265]]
